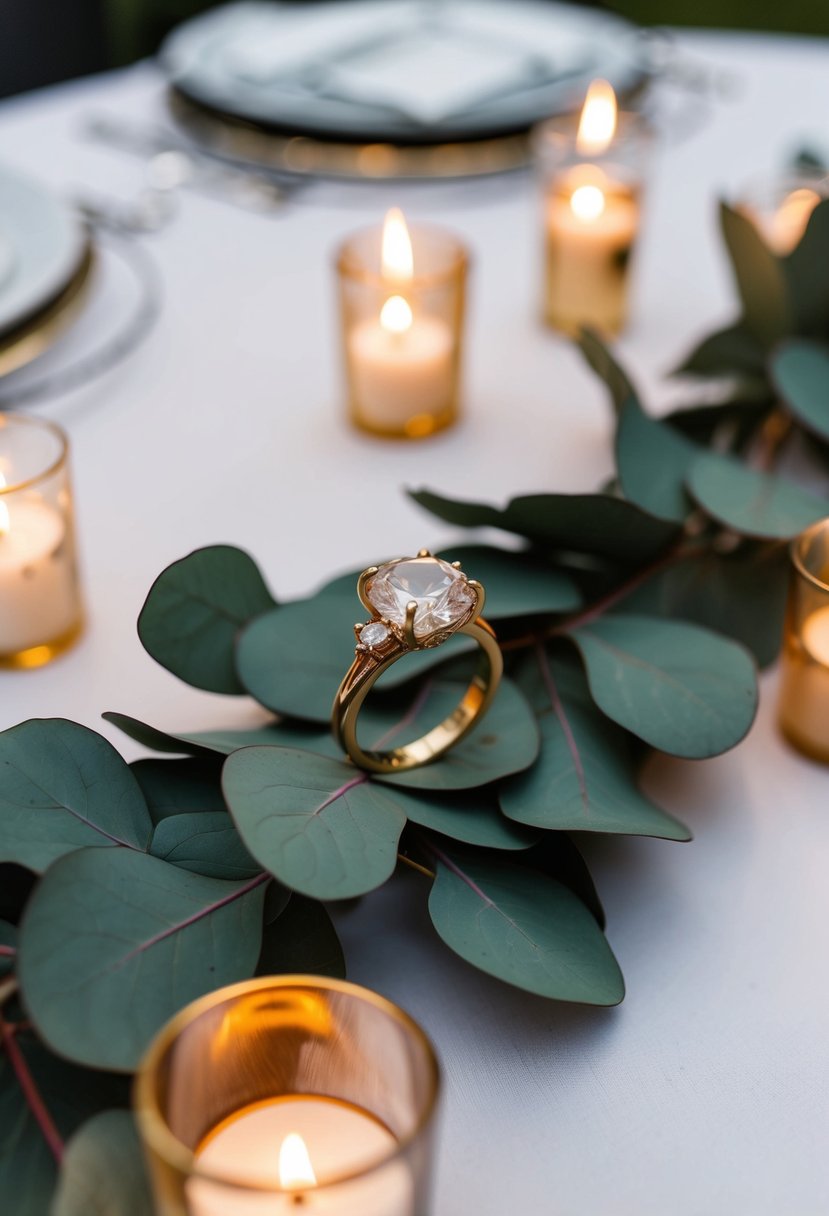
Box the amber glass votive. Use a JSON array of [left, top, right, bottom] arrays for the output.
[[336, 210, 468, 440], [0, 413, 83, 668], [534, 84, 652, 336], [779, 519, 829, 762], [135, 976, 441, 1216], [737, 174, 827, 255]]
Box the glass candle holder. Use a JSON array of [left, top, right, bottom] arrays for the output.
[[0, 413, 83, 668], [336, 211, 468, 440], [779, 518, 829, 763], [737, 173, 828, 255], [534, 87, 652, 336], [135, 976, 441, 1216]]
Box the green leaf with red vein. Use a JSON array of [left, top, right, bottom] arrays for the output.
[[18, 848, 266, 1071], [0, 719, 152, 873], [138, 545, 276, 695], [222, 748, 406, 900], [52, 1111, 153, 1216], [568, 615, 758, 759], [426, 843, 624, 1004], [0, 1031, 129, 1216], [501, 649, 690, 840]]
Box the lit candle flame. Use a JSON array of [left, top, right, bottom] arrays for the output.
[[279, 1133, 317, 1191], [381, 207, 413, 282], [0, 473, 9, 537], [576, 79, 618, 156], [570, 183, 606, 222], [380, 294, 413, 335]]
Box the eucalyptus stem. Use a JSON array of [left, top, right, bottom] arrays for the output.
[[751, 407, 793, 472], [0, 990, 65, 1164], [397, 852, 436, 880], [500, 536, 705, 655]]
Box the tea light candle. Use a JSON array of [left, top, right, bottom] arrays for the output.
[[0, 475, 79, 660], [136, 977, 440, 1216], [188, 1096, 413, 1216], [537, 79, 646, 335], [338, 209, 466, 439]]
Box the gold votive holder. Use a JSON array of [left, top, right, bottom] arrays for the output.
[[737, 173, 827, 255], [779, 518, 829, 762], [0, 413, 83, 668], [135, 975, 441, 1216], [336, 215, 468, 440], [533, 103, 652, 336]]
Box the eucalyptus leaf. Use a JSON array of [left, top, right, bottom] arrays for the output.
[[664, 397, 769, 448], [410, 489, 680, 565], [373, 677, 539, 791], [393, 788, 537, 850], [720, 201, 792, 346], [19, 848, 267, 1070], [688, 450, 829, 539], [784, 197, 829, 337], [615, 397, 697, 523], [568, 614, 758, 759], [235, 598, 469, 724], [618, 540, 789, 668], [519, 835, 605, 928], [138, 545, 276, 695], [0, 1034, 128, 1216], [150, 812, 261, 879], [0, 719, 151, 873], [106, 712, 328, 759], [426, 845, 624, 1004], [501, 649, 690, 839], [576, 327, 636, 412], [222, 748, 406, 900], [130, 758, 225, 824], [51, 1111, 153, 1216], [771, 339, 829, 441], [256, 895, 345, 979], [674, 323, 767, 378]]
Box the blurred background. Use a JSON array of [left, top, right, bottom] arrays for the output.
[[2, 0, 828, 101]]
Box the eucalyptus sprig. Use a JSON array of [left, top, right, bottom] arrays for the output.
[[8, 201, 829, 1212]]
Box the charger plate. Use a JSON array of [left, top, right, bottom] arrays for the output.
[[161, 0, 649, 155], [0, 242, 95, 380]]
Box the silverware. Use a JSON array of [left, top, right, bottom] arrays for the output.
[[82, 113, 299, 213]]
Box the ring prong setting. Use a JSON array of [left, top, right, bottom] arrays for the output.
[[404, 600, 418, 649], [467, 578, 485, 618]]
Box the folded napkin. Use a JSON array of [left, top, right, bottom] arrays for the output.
[[218, 0, 591, 127]]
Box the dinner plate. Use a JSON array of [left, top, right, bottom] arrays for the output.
[[161, 0, 650, 145], [0, 163, 87, 337]]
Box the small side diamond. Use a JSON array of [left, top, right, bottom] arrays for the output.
[[360, 622, 390, 649]]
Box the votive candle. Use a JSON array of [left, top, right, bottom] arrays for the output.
[[534, 79, 651, 335], [779, 517, 829, 762], [135, 976, 440, 1216], [0, 414, 83, 667], [336, 210, 468, 439]]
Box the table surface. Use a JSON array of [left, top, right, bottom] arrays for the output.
[[1, 30, 828, 1216]]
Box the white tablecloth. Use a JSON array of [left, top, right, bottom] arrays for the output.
[[1, 30, 828, 1215]]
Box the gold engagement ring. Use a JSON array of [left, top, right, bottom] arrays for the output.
[[332, 550, 503, 773]]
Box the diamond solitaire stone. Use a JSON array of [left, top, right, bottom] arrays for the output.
[[368, 556, 475, 640], [359, 621, 390, 648]]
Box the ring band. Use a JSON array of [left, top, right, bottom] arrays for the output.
[[332, 549, 504, 773]]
